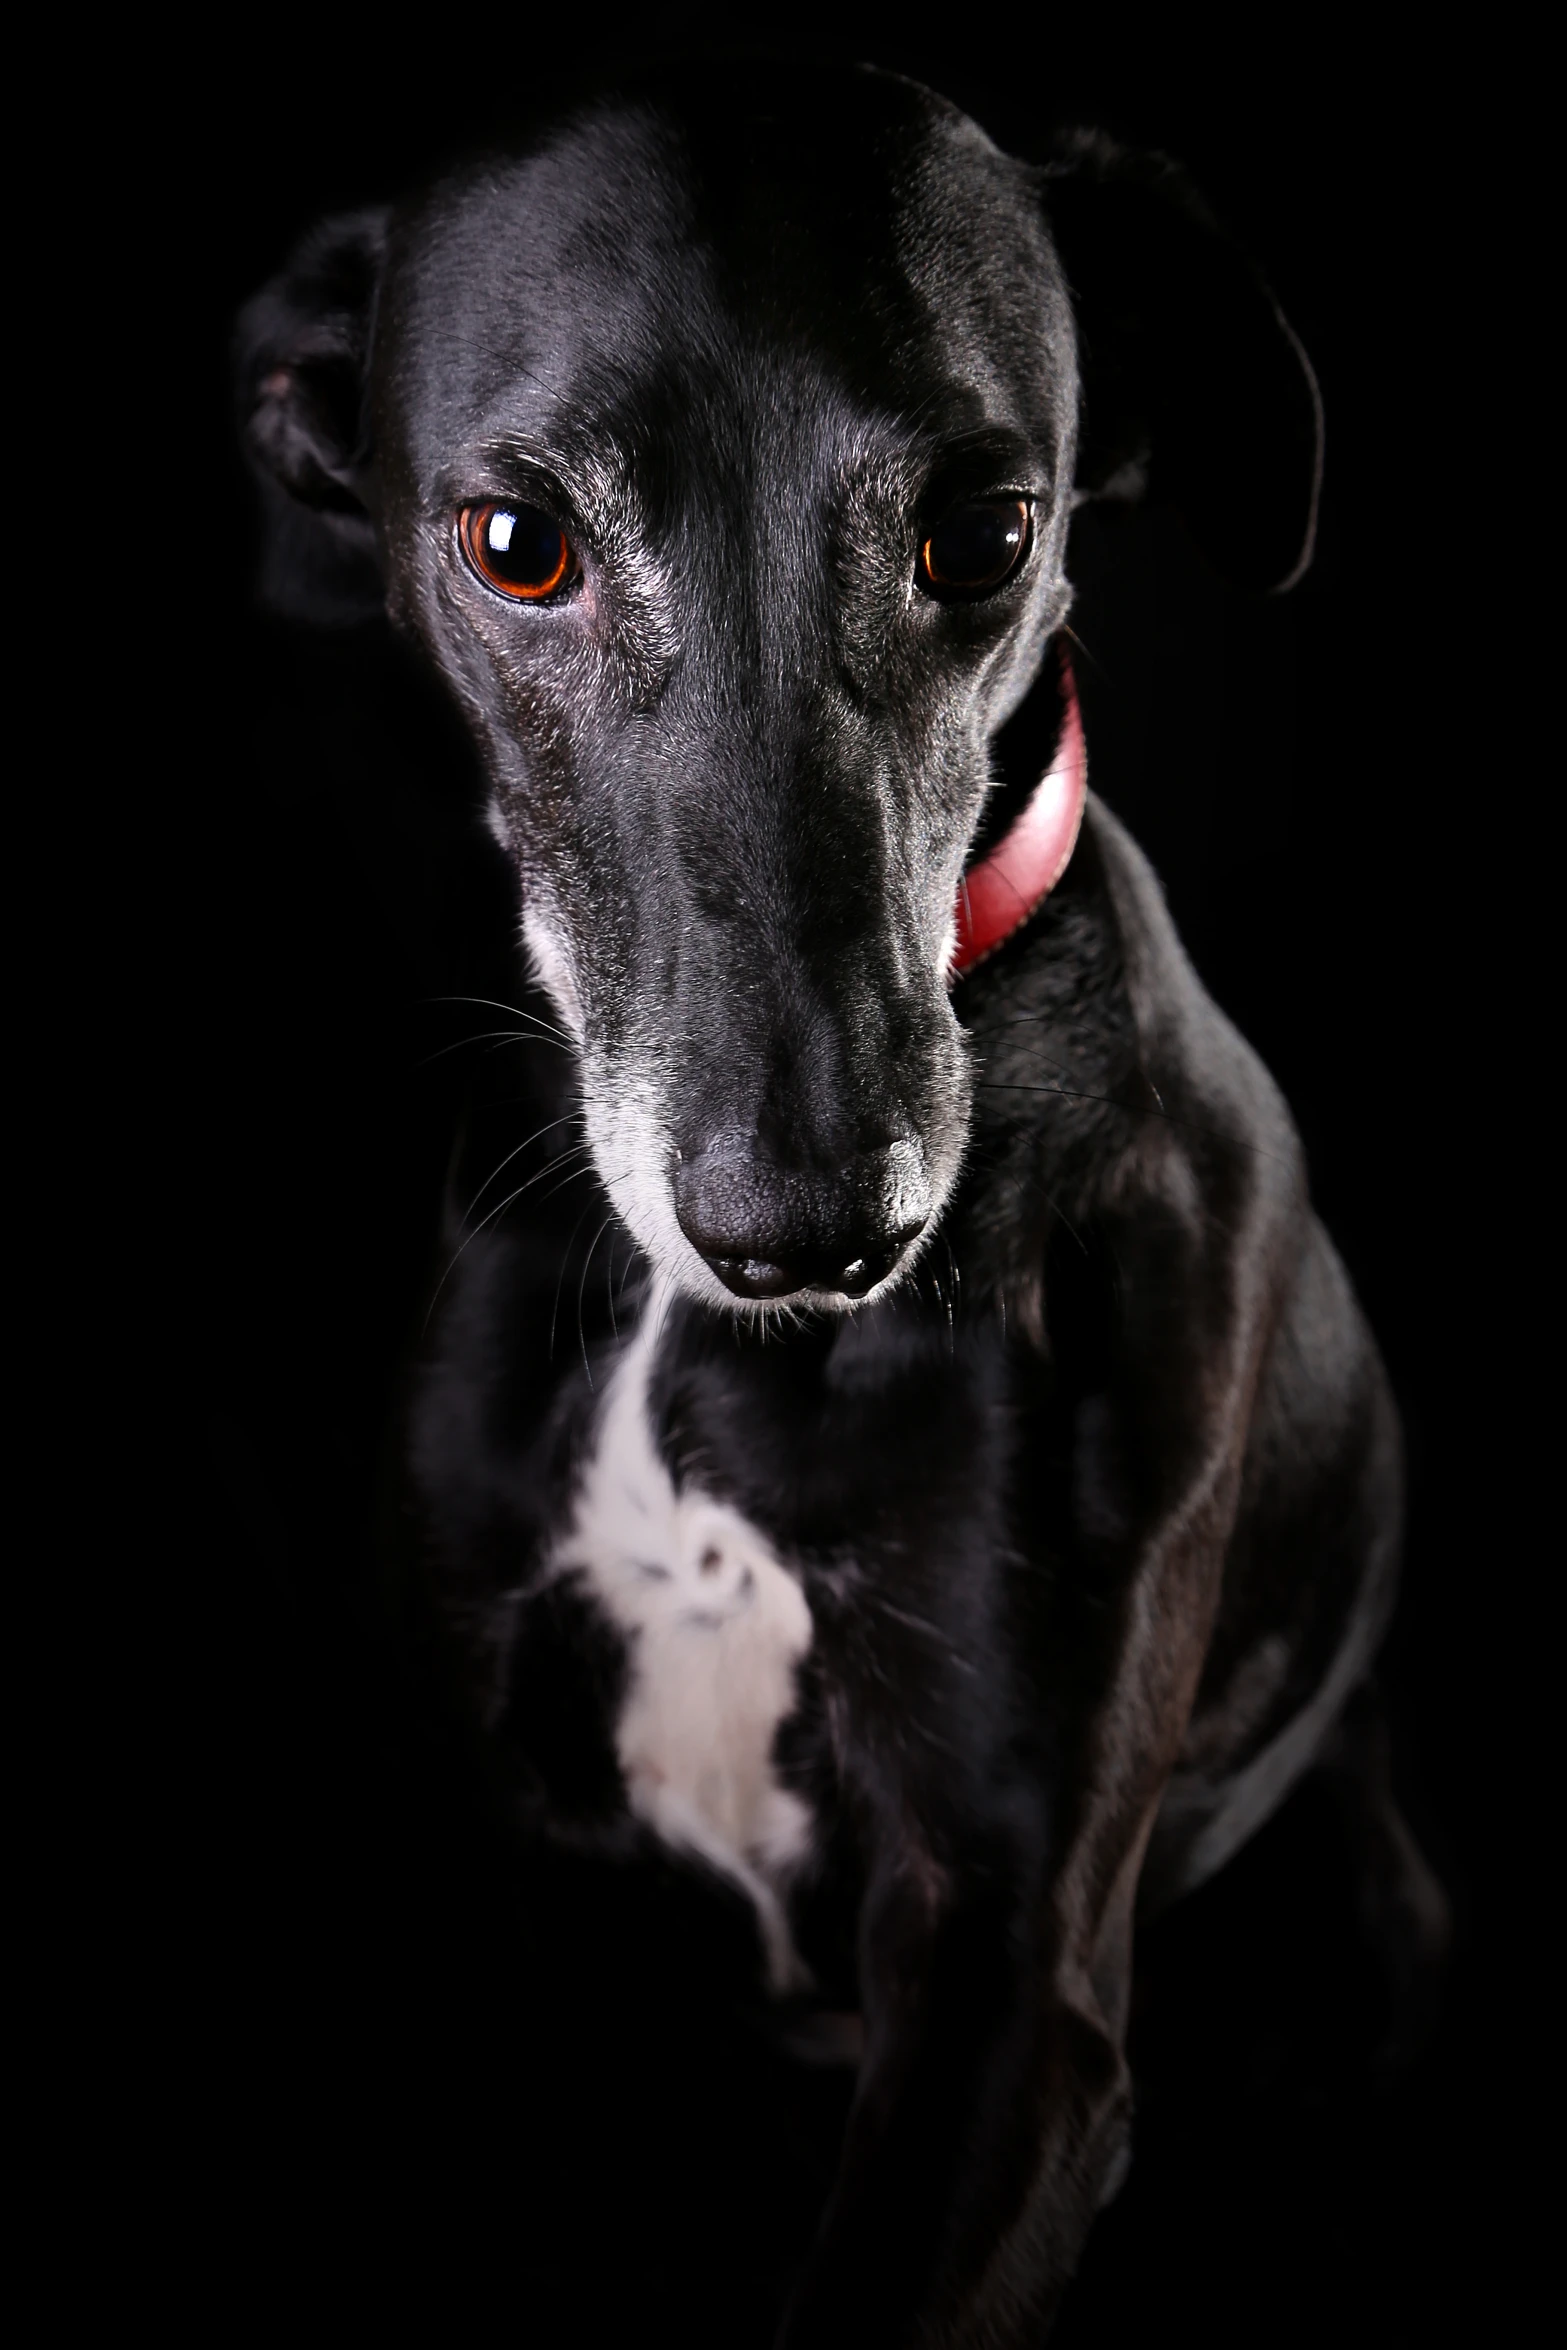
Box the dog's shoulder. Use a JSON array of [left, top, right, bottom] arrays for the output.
[[1083, 793, 1299, 1188], [961, 792, 1306, 1333]]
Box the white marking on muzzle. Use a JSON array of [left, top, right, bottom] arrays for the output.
[[522, 903, 585, 1041]]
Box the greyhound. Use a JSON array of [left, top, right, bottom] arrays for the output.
[[237, 62, 1447, 2344]]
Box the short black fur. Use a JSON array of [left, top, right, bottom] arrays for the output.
[[237, 61, 1446, 2347]]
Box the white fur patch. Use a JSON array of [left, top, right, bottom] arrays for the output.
[[550, 1305, 815, 1990]]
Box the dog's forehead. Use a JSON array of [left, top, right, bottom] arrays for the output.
[[380, 80, 1073, 492]]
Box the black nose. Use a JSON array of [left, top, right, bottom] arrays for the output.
[[673, 1139, 930, 1302]]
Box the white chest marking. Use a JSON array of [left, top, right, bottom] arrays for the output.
[[550, 1310, 814, 1991]]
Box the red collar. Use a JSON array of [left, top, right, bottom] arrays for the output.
[[951, 647, 1086, 980]]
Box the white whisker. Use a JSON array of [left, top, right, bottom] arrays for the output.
[[431, 993, 575, 1049], [423, 1143, 597, 1331], [550, 1202, 600, 1363], [577, 1215, 616, 1385], [462, 1111, 586, 1226]]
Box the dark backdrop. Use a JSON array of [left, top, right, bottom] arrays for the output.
[[134, 15, 1530, 2340]]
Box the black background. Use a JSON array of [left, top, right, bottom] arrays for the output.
[[115, 11, 1534, 2339]]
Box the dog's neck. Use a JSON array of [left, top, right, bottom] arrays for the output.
[[953, 652, 1087, 979]]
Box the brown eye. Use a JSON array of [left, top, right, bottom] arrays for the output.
[[460, 502, 573, 599], [919, 498, 1031, 599]]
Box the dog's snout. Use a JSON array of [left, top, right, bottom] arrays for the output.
[[674, 1138, 930, 1303]]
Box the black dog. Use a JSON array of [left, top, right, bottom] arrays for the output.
[[238, 64, 1446, 2344]]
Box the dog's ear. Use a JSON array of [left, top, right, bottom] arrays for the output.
[[1044, 131, 1322, 593], [235, 208, 390, 624]]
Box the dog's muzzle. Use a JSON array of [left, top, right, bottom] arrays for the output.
[[674, 1137, 931, 1302]]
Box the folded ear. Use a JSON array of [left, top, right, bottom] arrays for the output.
[[1045, 130, 1322, 594], [234, 208, 390, 624]]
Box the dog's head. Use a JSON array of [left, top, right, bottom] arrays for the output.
[[239, 67, 1318, 1317]]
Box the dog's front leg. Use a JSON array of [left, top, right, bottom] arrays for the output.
[[780, 1335, 1257, 2341], [775, 1810, 1149, 2350], [776, 1827, 1061, 2350]]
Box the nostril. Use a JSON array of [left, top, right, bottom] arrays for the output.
[[838, 1217, 926, 1300], [709, 1256, 801, 1300]]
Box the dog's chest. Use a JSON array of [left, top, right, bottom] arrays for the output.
[[549, 1317, 814, 1988]]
